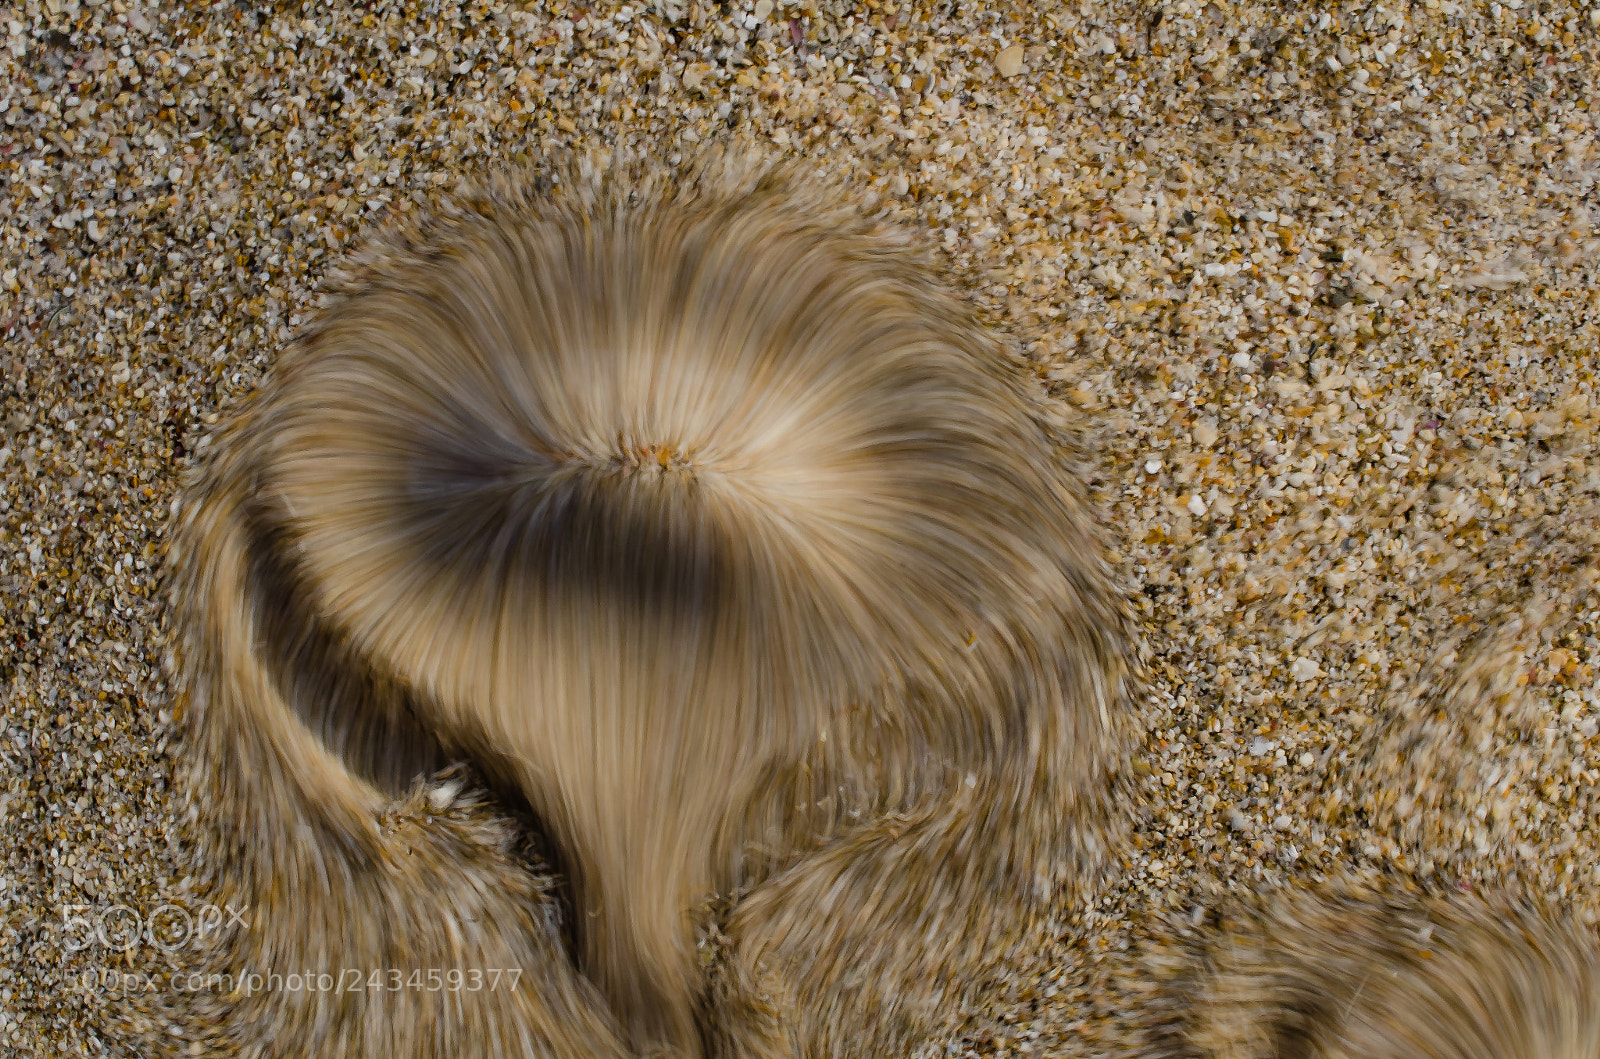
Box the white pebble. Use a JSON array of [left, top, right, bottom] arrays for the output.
[[427, 781, 463, 811]]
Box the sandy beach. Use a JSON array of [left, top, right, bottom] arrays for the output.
[[2, 0, 1598, 1054]]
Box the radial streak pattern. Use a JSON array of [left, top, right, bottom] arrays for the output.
[[167, 160, 1136, 1059]]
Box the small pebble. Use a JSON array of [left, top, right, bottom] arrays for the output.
[[995, 45, 1025, 78], [1290, 658, 1321, 683], [427, 781, 464, 812]]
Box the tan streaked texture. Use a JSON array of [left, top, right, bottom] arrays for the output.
[[1133, 881, 1600, 1059], [161, 154, 1138, 1058]]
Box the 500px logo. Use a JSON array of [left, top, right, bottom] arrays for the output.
[[56, 902, 249, 953]]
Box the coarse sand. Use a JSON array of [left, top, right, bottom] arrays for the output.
[[2, 0, 1598, 1055]]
